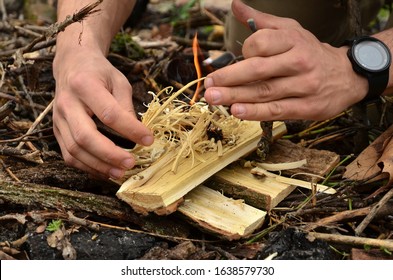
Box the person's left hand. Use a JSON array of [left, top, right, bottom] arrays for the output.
[[204, 0, 368, 121]]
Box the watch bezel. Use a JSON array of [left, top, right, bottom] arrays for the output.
[[349, 36, 391, 73]]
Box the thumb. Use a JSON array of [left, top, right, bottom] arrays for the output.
[[231, 0, 299, 30]]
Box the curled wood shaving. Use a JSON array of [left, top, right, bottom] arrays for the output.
[[127, 79, 247, 174]]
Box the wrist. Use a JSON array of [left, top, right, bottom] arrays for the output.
[[338, 46, 369, 104]]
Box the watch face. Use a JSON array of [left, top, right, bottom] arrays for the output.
[[353, 40, 391, 72]]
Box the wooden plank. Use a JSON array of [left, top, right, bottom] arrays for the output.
[[116, 121, 287, 215], [177, 186, 266, 240]]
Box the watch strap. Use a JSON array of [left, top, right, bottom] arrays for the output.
[[364, 70, 390, 101]]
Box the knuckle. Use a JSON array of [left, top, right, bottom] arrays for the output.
[[99, 105, 119, 126], [291, 54, 311, 72], [256, 82, 272, 100], [66, 140, 81, 157], [69, 129, 89, 153], [267, 101, 283, 118], [67, 72, 89, 91], [285, 18, 300, 28]]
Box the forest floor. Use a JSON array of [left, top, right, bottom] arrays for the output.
[[1, 0, 393, 260]]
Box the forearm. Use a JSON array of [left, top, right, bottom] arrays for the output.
[[55, 0, 135, 62], [374, 28, 393, 96]]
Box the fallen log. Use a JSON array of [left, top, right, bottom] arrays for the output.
[[0, 180, 190, 238]]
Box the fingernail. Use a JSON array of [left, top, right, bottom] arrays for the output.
[[204, 77, 214, 88], [233, 104, 246, 116], [109, 168, 123, 180], [141, 135, 154, 146], [121, 158, 134, 169], [209, 89, 222, 104]]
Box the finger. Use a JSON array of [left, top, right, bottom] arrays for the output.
[[57, 99, 136, 173], [53, 124, 113, 178], [205, 76, 304, 106], [111, 75, 135, 113], [242, 28, 295, 58], [230, 97, 340, 121], [205, 53, 300, 90], [232, 0, 300, 30], [80, 81, 154, 147]]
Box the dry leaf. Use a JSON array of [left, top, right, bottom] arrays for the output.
[[377, 136, 393, 185], [47, 226, 77, 260], [344, 124, 393, 181], [0, 213, 27, 224]]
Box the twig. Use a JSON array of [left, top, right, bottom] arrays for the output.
[[0, 100, 16, 121], [308, 232, 393, 251], [23, 0, 104, 54], [0, 146, 43, 164], [16, 99, 54, 149], [0, 158, 21, 182], [17, 75, 38, 119], [5, 0, 104, 67], [0, 0, 7, 21], [355, 186, 393, 236], [303, 206, 372, 231]]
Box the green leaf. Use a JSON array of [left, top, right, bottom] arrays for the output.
[[46, 219, 63, 232]]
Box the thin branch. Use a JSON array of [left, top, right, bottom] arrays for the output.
[[16, 99, 54, 149], [355, 186, 393, 236]]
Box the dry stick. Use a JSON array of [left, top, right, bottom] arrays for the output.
[[18, 75, 38, 119], [23, 0, 104, 54], [0, 158, 20, 182], [308, 232, 393, 251], [1, 0, 103, 63], [303, 206, 372, 231], [0, 146, 42, 163], [16, 99, 54, 149], [0, 0, 7, 21], [355, 187, 393, 236]]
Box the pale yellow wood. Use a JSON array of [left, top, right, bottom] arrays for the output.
[[178, 186, 266, 240], [116, 121, 286, 214], [209, 163, 297, 211]]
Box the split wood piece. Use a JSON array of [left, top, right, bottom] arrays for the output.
[[177, 186, 266, 240], [208, 163, 296, 211], [207, 139, 340, 211], [208, 139, 340, 210], [117, 121, 287, 215]]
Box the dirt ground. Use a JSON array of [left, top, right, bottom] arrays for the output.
[[1, 0, 393, 260]]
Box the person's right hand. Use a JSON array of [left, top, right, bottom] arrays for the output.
[[52, 49, 154, 180], [204, 0, 369, 122]]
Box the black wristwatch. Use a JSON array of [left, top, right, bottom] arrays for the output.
[[347, 36, 391, 102]]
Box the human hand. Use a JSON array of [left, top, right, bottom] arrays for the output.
[[52, 49, 154, 179], [204, 0, 368, 121]]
